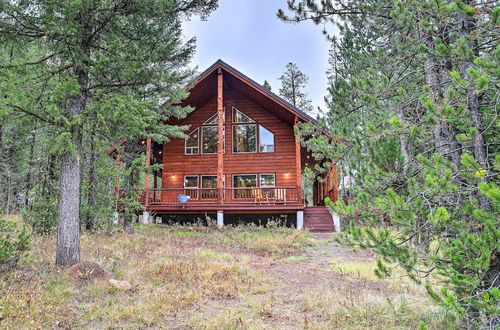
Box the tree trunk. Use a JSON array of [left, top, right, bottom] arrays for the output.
[[55, 11, 92, 267], [421, 26, 461, 171]]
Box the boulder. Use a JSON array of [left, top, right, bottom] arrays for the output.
[[108, 279, 132, 291]]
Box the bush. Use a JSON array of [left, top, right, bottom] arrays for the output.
[[22, 185, 58, 234], [0, 218, 31, 273]]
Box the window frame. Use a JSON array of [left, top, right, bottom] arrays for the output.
[[258, 124, 275, 153], [184, 128, 200, 155], [201, 125, 219, 154], [200, 175, 218, 189], [231, 106, 275, 154], [183, 175, 199, 188], [259, 173, 276, 187]]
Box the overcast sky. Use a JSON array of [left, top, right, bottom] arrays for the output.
[[183, 0, 331, 112]]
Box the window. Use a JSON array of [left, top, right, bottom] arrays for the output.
[[233, 174, 257, 188], [232, 107, 274, 154], [233, 124, 256, 153], [184, 175, 198, 188], [233, 108, 254, 123], [185, 112, 225, 155], [185, 128, 199, 154], [259, 125, 274, 152], [260, 174, 275, 187], [202, 126, 218, 154], [201, 175, 217, 188]]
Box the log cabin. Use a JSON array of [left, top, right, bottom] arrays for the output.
[[110, 60, 339, 231]]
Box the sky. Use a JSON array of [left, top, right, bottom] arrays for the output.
[[183, 0, 331, 112]]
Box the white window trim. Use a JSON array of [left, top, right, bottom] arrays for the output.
[[232, 174, 258, 188], [258, 124, 275, 153], [185, 128, 200, 155], [232, 106, 255, 123], [201, 126, 218, 155], [259, 173, 276, 187], [183, 175, 199, 188], [200, 175, 218, 189], [232, 123, 257, 154]]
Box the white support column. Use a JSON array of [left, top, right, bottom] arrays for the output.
[[296, 210, 304, 230], [217, 210, 224, 228], [112, 211, 119, 225], [332, 212, 341, 232], [142, 211, 150, 225]]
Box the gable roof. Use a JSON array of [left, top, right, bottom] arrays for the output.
[[191, 59, 318, 125]]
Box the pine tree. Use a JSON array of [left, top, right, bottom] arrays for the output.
[[0, 0, 218, 267], [263, 80, 272, 91], [278, 62, 313, 112], [279, 0, 499, 327]]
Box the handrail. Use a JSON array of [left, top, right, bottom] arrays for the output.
[[121, 186, 303, 207]]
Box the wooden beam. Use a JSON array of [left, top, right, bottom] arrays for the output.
[[217, 68, 224, 204], [332, 162, 339, 202], [294, 117, 303, 204], [144, 137, 151, 208]]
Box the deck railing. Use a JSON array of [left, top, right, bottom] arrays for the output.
[[130, 186, 302, 207]]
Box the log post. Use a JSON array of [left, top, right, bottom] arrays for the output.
[[114, 153, 121, 209], [217, 68, 224, 204], [143, 138, 151, 223], [332, 162, 339, 202], [294, 117, 303, 204]]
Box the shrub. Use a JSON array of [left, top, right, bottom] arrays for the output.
[[22, 185, 58, 234], [0, 218, 31, 272]]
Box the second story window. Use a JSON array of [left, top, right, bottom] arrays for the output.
[[232, 107, 275, 154], [185, 128, 199, 155], [185, 112, 225, 155]]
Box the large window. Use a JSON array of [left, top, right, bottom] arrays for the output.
[[233, 174, 257, 188], [202, 126, 218, 154], [232, 107, 274, 154], [233, 125, 256, 153], [185, 112, 225, 155], [259, 125, 274, 152]]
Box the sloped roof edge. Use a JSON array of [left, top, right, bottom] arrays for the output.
[[191, 59, 318, 125]]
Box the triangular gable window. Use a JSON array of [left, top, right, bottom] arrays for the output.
[[203, 110, 225, 125], [232, 107, 254, 123]]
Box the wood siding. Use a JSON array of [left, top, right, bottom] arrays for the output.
[[162, 90, 298, 190]]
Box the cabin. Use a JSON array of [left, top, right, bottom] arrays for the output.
[[110, 60, 339, 231]]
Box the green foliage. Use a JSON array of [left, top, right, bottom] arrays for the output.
[[0, 218, 30, 273], [22, 185, 59, 235], [280, 0, 499, 327]]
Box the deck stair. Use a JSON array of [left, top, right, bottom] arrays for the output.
[[303, 206, 335, 232]]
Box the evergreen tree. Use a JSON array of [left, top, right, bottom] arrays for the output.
[[278, 62, 313, 112], [279, 0, 499, 327], [0, 0, 218, 267], [263, 80, 272, 91]]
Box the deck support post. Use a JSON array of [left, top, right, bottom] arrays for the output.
[[296, 210, 304, 230], [217, 210, 224, 228], [142, 211, 150, 225], [217, 68, 224, 205]]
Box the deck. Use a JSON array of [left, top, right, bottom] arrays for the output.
[[134, 187, 304, 212]]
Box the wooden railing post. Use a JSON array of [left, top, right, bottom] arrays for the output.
[[144, 137, 151, 208], [217, 68, 224, 205]]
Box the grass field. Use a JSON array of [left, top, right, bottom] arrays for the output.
[[0, 220, 458, 329]]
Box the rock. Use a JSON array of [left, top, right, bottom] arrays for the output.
[[108, 279, 131, 291], [65, 261, 110, 283]]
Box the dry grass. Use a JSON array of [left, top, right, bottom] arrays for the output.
[[0, 220, 457, 329]]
